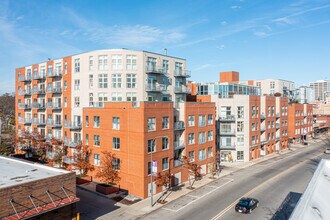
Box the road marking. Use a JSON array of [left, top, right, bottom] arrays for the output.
[[162, 178, 234, 213], [205, 185, 218, 189], [210, 152, 323, 220]]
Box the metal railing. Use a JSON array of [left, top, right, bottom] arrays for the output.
[[47, 70, 62, 78], [145, 84, 167, 92], [174, 140, 185, 150], [174, 121, 185, 130], [46, 87, 62, 94], [18, 117, 32, 124], [220, 144, 236, 149], [260, 114, 266, 120], [64, 138, 81, 148], [260, 125, 266, 132], [276, 113, 280, 118], [219, 129, 236, 135], [18, 89, 31, 96], [146, 66, 167, 75], [18, 75, 32, 82], [174, 159, 184, 167], [219, 115, 236, 121], [18, 103, 31, 109], [174, 69, 191, 77], [174, 85, 191, 93], [32, 73, 45, 80], [46, 119, 62, 127], [64, 120, 82, 130], [276, 123, 280, 129], [261, 138, 268, 145], [31, 88, 46, 95]]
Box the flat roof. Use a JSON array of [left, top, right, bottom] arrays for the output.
[[0, 156, 71, 189]]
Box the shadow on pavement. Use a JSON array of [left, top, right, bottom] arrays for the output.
[[271, 191, 302, 220]]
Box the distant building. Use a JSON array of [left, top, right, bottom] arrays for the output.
[[293, 86, 315, 104], [0, 156, 78, 220], [309, 80, 330, 102], [245, 79, 295, 98]]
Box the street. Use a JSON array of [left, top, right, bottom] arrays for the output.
[[140, 141, 328, 220]]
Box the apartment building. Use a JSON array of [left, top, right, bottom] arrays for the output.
[[189, 71, 291, 162], [288, 103, 313, 143], [248, 79, 295, 98], [293, 86, 315, 104], [309, 80, 330, 102], [82, 101, 215, 198]]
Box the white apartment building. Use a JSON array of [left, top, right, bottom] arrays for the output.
[[16, 49, 191, 147], [252, 79, 295, 98], [293, 86, 315, 104], [309, 80, 330, 102]]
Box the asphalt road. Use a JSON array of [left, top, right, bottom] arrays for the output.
[[141, 141, 328, 220]]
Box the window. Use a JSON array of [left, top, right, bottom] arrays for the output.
[[268, 107, 271, 117], [162, 137, 169, 150], [189, 151, 195, 162], [89, 75, 93, 89], [98, 55, 108, 70], [267, 133, 270, 140], [148, 118, 156, 131], [85, 116, 89, 127], [188, 115, 195, 126], [198, 132, 206, 144], [89, 56, 93, 70], [74, 97, 80, 108], [221, 106, 231, 117], [162, 117, 169, 129], [270, 81, 275, 89], [94, 116, 100, 127], [198, 149, 206, 161], [98, 93, 108, 107], [112, 117, 120, 130], [94, 154, 100, 166], [98, 74, 108, 88], [112, 55, 122, 70], [252, 123, 256, 131], [237, 106, 244, 119], [148, 139, 155, 153], [89, 93, 94, 107], [188, 133, 195, 144], [74, 79, 80, 90], [237, 121, 244, 132], [85, 134, 89, 145], [208, 131, 213, 141], [111, 92, 123, 101], [126, 74, 136, 88], [237, 151, 244, 160], [272, 106, 275, 116], [148, 162, 152, 175], [64, 80, 67, 91], [208, 147, 213, 158], [198, 115, 206, 127], [126, 92, 137, 101], [74, 58, 80, 72], [111, 74, 122, 88], [208, 114, 213, 125], [126, 55, 137, 70], [162, 157, 169, 170], [272, 121, 275, 128], [162, 60, 169, 73], [112, 158, 120, 170], [112, 137, 120, 150], [252, 106, 256, 117], [237, 136, 244, 145], [94, 135, 100, 146]]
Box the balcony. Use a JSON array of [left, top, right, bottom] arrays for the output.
[[46, 87, 62, 94], [174, 159, 184, 167], [18, 117, 32, 125], [47, 70, 62, 78], [260, 114, 266, 120], [219, 129, 236, 136], [260, 125, 266, 132], [63, 156, 75, 164], [220, 144, 236, 150], [53, 103, 62, 110], [174, 121, 185, 131], [145, 84, 167, 92], [64, 138, 81, 148], [32, 102, 46, 109], [146, 66, 167, 75], [18, 103, 31, 110], [276, 123, 280, 129], [18, 89, 31, 96], [261, 138, 268, 145], [46, 119, 62, 128], [32, 73, 45, 80], [251, 142, 259, 148], [174, 69, 191, 78], [174, 85, 191, 94], [276, 135, 281, 142], [174, 140, 185, 150], [276, 113, 280, 119], [18, 75, 32, 82], [219, 115, 235, 122], [31, 88, 46, 95], [64, 120, 82, 130]]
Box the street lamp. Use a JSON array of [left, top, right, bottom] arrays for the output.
[[150, 136, 164, 207]]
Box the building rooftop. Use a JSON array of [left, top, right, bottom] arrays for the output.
[[0, 156, 70, 189]]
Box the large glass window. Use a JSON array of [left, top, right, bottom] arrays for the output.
[[98, 55, 108, 70], [112, 137, 120, 150], [162, 157, 169, 170], [98, 74, 108, 88], [198, 149, 206, 161], [237, 106, 244, 119], [198, 132, 206, 144], [112, 55, 123, 70], [162, 137, 169, 150], [111, 74, 122, 88], [126, 55, 137, 70], [94, 116, 100, 127], [148, 118, 156, 131], [126, 74, 136, 88], [94, 154, 100, 166], [148, 139, 155, 153], [94, 135, 100, 146], [162, 117, 169, 129], [188, 133, 195, 144], [188, 115, 195, 126]]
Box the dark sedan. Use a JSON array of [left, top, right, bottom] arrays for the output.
[[235, 197, 259, 214]]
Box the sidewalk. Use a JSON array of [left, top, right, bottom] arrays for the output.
[[78, 141, 318, 220]]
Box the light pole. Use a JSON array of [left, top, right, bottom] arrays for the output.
[[150, 136, 163, 207]]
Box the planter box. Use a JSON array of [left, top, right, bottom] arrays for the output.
[[96, 184, 119, 195], [76, 175, 92, 185]]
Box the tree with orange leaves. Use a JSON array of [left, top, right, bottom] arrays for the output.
[[182, 156, 201, 189], [73, 143, 95, 177], [95, 151, 121, 186]]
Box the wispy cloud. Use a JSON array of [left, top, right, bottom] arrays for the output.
[[230, 5, 241, 9], [216, 45, 225, 50], [193, 64, 213, 72]]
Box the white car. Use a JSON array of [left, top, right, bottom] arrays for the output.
[[324, 148, 330, 154]]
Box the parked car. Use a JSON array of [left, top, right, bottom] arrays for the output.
[[324, 148, 330, 154], [235, 197, 259, 214]]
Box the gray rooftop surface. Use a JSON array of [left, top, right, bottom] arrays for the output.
[[0, 156, 70, 189]]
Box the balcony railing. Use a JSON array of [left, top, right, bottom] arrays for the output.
[[174, 85, 191, 94], [18, 117, 32, 124], [146, 66, 167, 75], [18, 75, 32, 82], [32, 73, 45, 80], [261, 138, 268, 145], [31, 88, 46, 95], [220, 144, 236, 150], [219, 115, 235, 122], [64, 138, 81, 148], [174, 69, 191, 78], [276, 135, 281, 141], [145, 84, 167, 92], [64, 120, 82, 130], [18, 89, 31, 96], [276, 113, 280, 118], [18, 103, 31, 109], [174, 159, 184, 167], [174, 140, 185, 150], [276, 123, 280, 129], [46, 119, 62, 128], [32, 102, 46, 109], [260, 114, 266, 120], [47, 70, 62, 78], [46, 87, 62, 94], [63, 156, 75, 164], [174, 121, 185, 130], [219, 129, 236, 135], [260, 125, 266, 132]]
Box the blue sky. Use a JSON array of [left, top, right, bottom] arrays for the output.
[[0, 0, 330, 94]]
